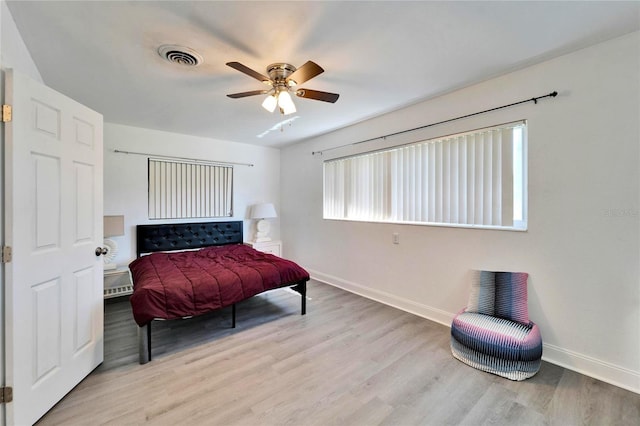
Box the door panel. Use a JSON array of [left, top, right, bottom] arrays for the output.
[[33, 278, 61, 382], [4, 69, 104, 426], [74, 162, 95, 242], [33, 154, 62, 250], [73, 268, 95, 352]]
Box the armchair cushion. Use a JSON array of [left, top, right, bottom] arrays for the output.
[[466, 270, 496, 316], [495, 271, 529, 324], [451, 310, 542, 381]]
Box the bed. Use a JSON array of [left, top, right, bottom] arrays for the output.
[[129, 220, 310, 363]]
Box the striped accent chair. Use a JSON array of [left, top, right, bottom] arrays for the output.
[[450, 271, 543, 381]]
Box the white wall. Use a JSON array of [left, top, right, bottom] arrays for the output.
[[281, 32, 640, 393], [104, 123, 281, 266], [1, 1, 42, 83]]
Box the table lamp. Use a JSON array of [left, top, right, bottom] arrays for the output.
[[250, 203, 277, 242], [103, 215, 124, 270]]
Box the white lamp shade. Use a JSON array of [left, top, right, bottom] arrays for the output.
[[103, 215, 124, 270], [277, 91, 296, 115], [104, 215, 125, 237], [262, 94, 277, 112], [250, 203, 277, 219]]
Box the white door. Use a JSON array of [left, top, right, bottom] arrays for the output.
[[4, 69, 104, 425]]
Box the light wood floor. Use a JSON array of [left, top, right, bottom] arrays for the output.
[[37, 280, 639, 425]]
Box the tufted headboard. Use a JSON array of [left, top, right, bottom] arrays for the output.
[[136, 221, 243, 257]]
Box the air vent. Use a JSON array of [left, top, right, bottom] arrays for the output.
[[158, 45, 203, 67]]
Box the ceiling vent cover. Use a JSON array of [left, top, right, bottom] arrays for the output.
[[158, 45, 203, 67]]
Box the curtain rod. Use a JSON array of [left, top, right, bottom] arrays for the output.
[[312, 91, 558, 156], [113, 149, 254, 167], [323, 119, 526, 163]]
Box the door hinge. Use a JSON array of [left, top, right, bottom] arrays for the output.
[[0, 387, 13, 403], [2, 104, 12, 122], [2, 246, 12, 263]]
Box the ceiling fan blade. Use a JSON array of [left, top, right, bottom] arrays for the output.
[[226, 62, 271, 84], [286, 61, 324, 86], [296, 89, 340, 103], [227, 90, 269, 99]]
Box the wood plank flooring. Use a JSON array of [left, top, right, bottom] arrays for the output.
[[36, 281, 639, 425]]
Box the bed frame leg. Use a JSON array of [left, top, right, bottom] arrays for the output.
[[232, 304, 236, 328], [290, 281, 307, 315], [138, 323, 151, 364], [300, 281, 306, 315]]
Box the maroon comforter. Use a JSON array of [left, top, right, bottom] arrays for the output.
[[129, 244, 310, 326]]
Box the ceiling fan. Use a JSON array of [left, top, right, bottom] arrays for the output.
[[226, 61, 339, 115]]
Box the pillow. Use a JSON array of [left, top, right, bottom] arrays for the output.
[[495, 272, 529, 324], [466, 270, 496, 316]]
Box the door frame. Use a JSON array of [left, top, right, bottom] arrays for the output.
[[1, 2, 7, 425]]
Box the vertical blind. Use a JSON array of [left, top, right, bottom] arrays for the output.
[[148, 159, 233, 219], [323, 121, 526, 229]]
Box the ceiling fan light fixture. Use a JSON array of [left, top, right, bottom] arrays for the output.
[[277, 90, 296, 115], [226, 60, 338, 114], [262, 94, 277, 112]]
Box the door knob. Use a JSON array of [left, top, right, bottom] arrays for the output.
[[95, 247, 108, 256]]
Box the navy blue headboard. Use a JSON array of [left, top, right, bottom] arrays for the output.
[[136, 221, 243, 257]]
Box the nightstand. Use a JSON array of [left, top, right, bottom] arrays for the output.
[[245, 240, 282, 257], [103, 265, 133, 299]]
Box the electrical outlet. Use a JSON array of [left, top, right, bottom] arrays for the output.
[[392, 233, 400, 244]]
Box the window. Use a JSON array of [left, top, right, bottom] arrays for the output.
[[323, 121, 527, 230], [148, 159, 233, 219]]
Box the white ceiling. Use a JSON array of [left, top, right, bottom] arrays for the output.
[[7, 1, 640, 147]]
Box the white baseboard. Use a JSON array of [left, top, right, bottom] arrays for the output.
[[309, 269, 454, 327], [541, 343, 640, 394], [308, 269, 640, 395]]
